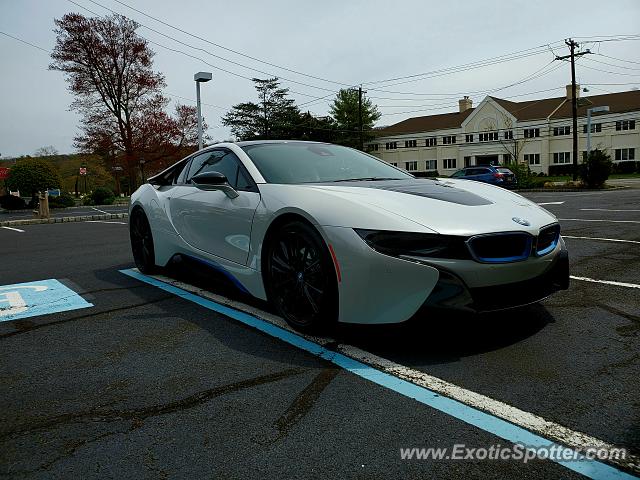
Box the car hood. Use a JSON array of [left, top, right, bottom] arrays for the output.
[[260, 179, 557, 236]]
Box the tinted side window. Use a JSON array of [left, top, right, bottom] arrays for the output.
[[174, 160, 192, 184], [186, 150, 255, 191]]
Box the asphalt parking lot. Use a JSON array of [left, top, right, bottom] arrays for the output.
[[0, 187, 638, 479]]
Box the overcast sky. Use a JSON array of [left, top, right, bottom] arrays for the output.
[[1, 0, 639, 157]]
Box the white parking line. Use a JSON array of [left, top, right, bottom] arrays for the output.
[[537, 201, 565, 206], [1, 226, 25, 233], [563, 235, 640, 245], [580, 208, 640, 212], [84, 220, 128, 225], [570, 276, 640, 289], [90, 207, 109, 214], [121, 268, 639, 476], [559, 218, 640, 224]]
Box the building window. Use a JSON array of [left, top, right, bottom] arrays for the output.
[[524, 128, 540, 138], [553, 126, 571, 136], [504, 130, 513, 140], [442, 135, 456, 144], [385, 142, 398, 150], [582, 123, 602, 133], [366, 143, 379, 152], [615, 120, 636, 131], [465, 134, 474, 143], [615, 148, 636, 161], [479, 132, 498, 142], [425, 137, 436, 147], [443, 158, 457, 169], [425, 160, 437, 171], [503, 154, 512, 164], [464, 156, 472, 167], [405, 140, 417, 148], [391, 162, 397, 167], [405, 161, 418, 171], [524, 153, 540, 165], [553, 152, 571, 164]]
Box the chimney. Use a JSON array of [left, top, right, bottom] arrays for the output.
[[566, 84, 581, 101], [458, 96, 473, 112]]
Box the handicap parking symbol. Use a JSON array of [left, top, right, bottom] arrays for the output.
[[0, 279, 93, 322]]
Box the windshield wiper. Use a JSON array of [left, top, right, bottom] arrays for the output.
[[331, 177, 402, 182]]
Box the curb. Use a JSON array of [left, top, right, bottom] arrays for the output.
[[515, 185, 629, 193], [0, 213, 128, 227], [0, 203, 129, 214]]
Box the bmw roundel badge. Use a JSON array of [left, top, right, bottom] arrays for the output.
[[512, 217, 531, 226]]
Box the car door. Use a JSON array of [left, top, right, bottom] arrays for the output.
[[168, 149, 260, 265]]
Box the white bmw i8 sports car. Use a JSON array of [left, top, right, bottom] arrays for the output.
[[129, 141, 569, 331]]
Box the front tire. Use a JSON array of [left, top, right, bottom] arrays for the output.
[[130, 208, 158, 274], [264, 221, 338, 333]]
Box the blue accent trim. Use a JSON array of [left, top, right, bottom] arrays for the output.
[[536, 238, 559, 256], [177, 254, 251, 295], [120, 267, 637, 480]]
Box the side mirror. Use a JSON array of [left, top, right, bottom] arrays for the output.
[[191, 171, 239, 198]]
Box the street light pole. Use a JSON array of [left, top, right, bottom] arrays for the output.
[[586, 105, 609, 156], [194, 72, 212, 150]]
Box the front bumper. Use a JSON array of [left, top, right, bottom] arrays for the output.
[[421, 249, 569, 313]]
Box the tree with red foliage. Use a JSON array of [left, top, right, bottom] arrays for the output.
[[50, 13, 204, 187]]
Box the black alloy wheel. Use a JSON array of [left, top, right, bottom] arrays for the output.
[[130, 208, 158, 274], [265, 221, 338, 332]]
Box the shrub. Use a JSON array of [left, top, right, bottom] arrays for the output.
[[89, 187, 115, 205], [48, 193, 75, 208], [579, 149, 612, 188], [4, 158, 62, 198], [0, 194, 27, 210], [415, 170, 440, 178], [507, 162, 541, 188], [548, 164, 575, 177], [611, 161, 639, 174]]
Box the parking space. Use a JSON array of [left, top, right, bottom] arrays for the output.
[[0, 189, 638, 479]]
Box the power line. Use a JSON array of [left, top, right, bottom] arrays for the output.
[[594, 53, 640, 66], [0, 31, 50, 53], [108, 0, 352, 88], [584, 57, 640, 71]]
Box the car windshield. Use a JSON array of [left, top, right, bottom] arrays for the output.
[[241, 142, 412, 184]]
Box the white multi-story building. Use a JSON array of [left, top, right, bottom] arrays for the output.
[[369, 87, 639, 175]]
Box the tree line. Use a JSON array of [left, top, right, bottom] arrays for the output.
[[221, 78, 381, 149]]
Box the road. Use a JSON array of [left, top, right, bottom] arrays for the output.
[[0, 189, 638, 479]]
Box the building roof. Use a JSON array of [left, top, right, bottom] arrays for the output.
[[376, 89, 640, 136]]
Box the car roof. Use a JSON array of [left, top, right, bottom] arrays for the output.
[[234, 140, 332, 147]]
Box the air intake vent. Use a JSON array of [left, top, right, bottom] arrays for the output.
[[466, 232, 533, 263]]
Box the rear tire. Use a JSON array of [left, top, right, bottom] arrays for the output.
[[130, 208, 159, 274], [264, 220, 338, 333]]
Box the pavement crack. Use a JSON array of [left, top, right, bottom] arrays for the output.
[[255, 368, 339, 445], [0, 368, 305, 440], [597, 303, 640, 336], [0, 296, 174, 340]]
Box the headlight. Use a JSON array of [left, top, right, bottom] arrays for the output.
[[354, 229, 470, 260]]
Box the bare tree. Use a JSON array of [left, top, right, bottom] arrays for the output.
[[34, 146, 59, 157]]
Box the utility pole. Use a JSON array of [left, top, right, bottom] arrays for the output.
[[358, 86, 364, 151], [555, 39, 591, 181]]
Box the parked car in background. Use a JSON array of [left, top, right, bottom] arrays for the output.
[[450, 165, 517, 188]]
